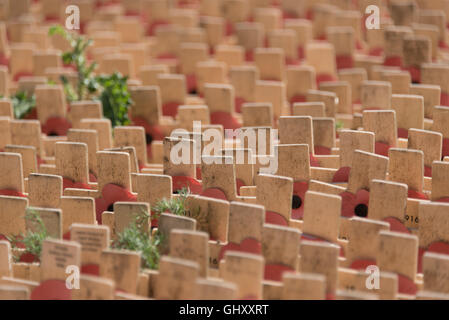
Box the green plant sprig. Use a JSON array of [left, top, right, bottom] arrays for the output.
[[152, 188, 190, 219], [113, 210, 163, 270], [336, 120, 345, 130], [12, 92, 36, 119], [49, 25, 98, 101], [7, 209, 48, 262], [48, 25, 132, 127], [96, 72, 132, 128], [153, 188, 208, 230], [4, 91, 36, 119]]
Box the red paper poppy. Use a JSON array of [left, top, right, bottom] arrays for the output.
[[384, 56, 402, 67], [31, 280, 71, 300], [326, 293, 336, 300], [245, 50, 255, 62], [340, 189, 370, 218], [162, 101, 182, 118], [0, 53, 9, 66], [151, 215, 159, 228], [398, 274, 418, 295], [282, 11, 298, 20], [297, 46, 305, 60], [89, 172, 97, 183], [132, 117, 164, 141], [264, 264, 295, 282], [286, 57, 300, 66], [124, 10, 141, 17], [63, 231, 71, 240], [369, 47, 383, 57], [146, 20, 170, 36], [44, 15, 60, 23], [289, 94, 307, 106], [81, 264, 100, 276], [397, 127, 408, 139], [201, 187, 227, 201], [439, 41, 449, 50], [218, 237, 261, 261], [309, 153, 320, 167], [0, 234, 25, 249], [24, 107, 37, 120], [306, 9, 314, 20], [265, 211, 289, 226], [95, 0, 117, 8], [403, 66, 421, 83], [36, 156, 46, 167], [336, 55, 354, 70], [173, 175, 203, 194], [234, 96, 246, 114], [436, 197, 449, 203], [19, 252, 39, 263], [291, 181, 308, 220], [131, 117, 165, 161], [156, 53, 178, 60], [13, 71, 33, 82], [95, 184, 137, 224], [236, 178, 245, 196], [441, 92, 449, 106], [62, 178, 92, 190], [418, 242, 449, 273], [332, 166, 351, 183], [314, 145, 331, 155], [63, 62, 78, 72], [41, 117, 72, 137], [383, 217, 410, 234], [196, 167, 202, 180], [225, 21, 234, 37], [350, 259, 377, 271], [441, 138, 449, 160], [186, 74, 197, 93], [0, 189, 26, 197], [375, 141, 391, 157], [408, 189, 429, 200], [210, 111, 241, 130], [316, 74, 337, 86], [424, 165, 432, 177]]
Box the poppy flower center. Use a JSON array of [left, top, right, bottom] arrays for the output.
[[292, 195, 302, 209], [355, 203, 368, 217], [145, 133, 153, 145]]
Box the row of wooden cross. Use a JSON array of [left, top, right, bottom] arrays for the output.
[[0, 0, 449, 300]]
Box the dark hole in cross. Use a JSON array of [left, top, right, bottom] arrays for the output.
[[146, 133, 153, 145], [48, 132, 59, 137], [173, 189, 180, 195], [189, 89, 197, 95], [292, 195, 302, 209], [355, 203, 368, 217], [107, 204, 114, 212]]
